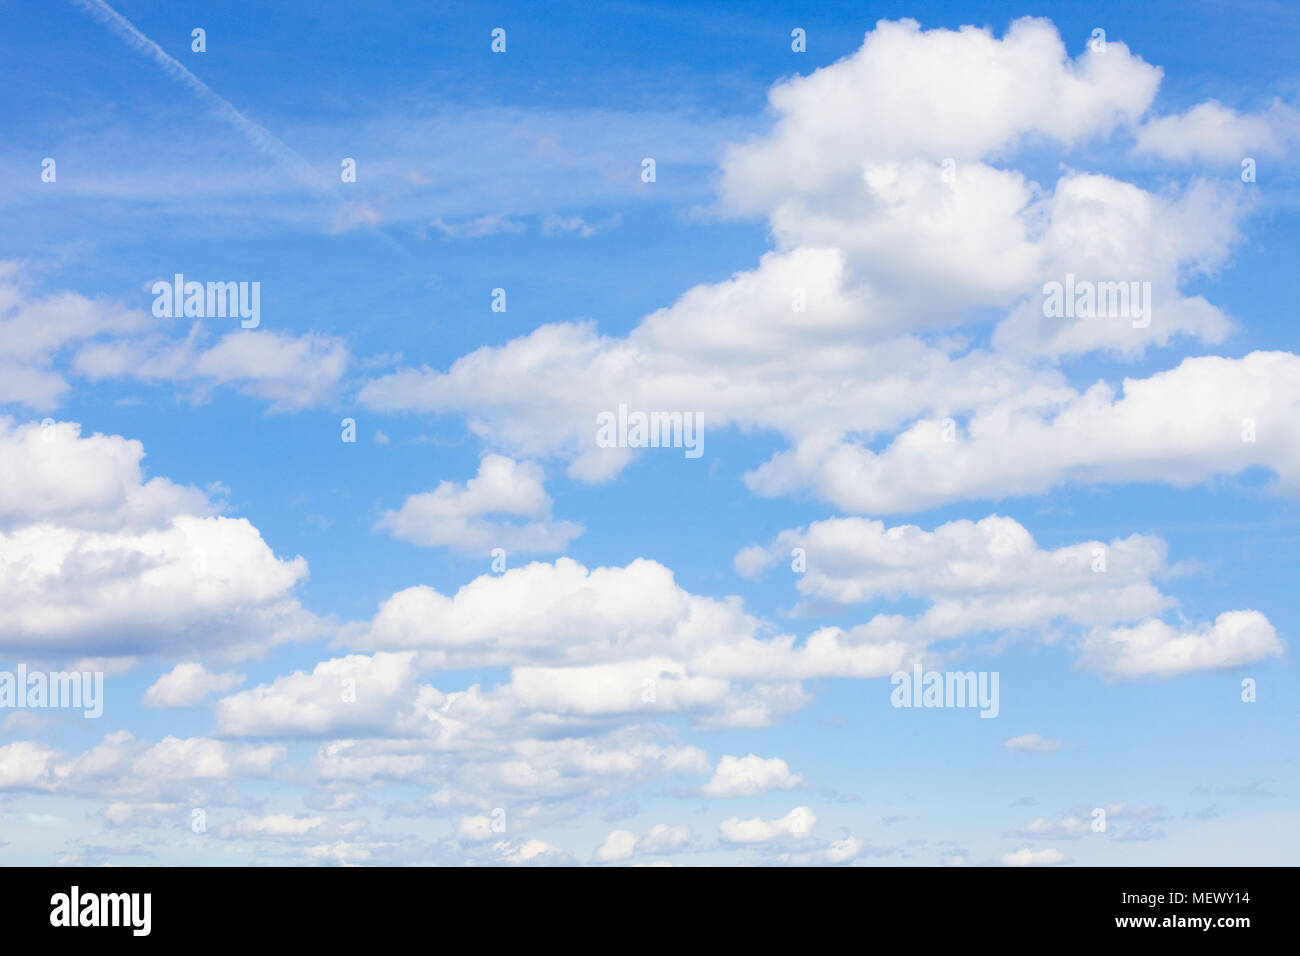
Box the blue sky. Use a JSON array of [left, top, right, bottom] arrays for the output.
[[0, 0, 1297, 866]]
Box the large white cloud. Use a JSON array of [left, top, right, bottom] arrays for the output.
[[357, 17, 1262, 503], [1077, 611, 1283, 679], [0, 419, 319, 661], [352, 557, 917, 718], [215, 652, 426, 737], [736, 514, 1281, 676], [720, 17, 1160, 211], [736, 514, 1171, 627], [359, 305, 1045, 484], [0, 417, 208, 531], [746, 351, 1300, 513], [357, 557, 749, 666]]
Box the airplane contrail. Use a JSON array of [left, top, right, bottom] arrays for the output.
[[70, 0, 411, 254], [71, 0, 338, 198]]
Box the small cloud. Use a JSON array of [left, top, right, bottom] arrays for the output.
[[329, 203, 382, 233], [1002, 847, 1069, 867], [542, 213, 620, 237], [1220, 781, 1275, 799], [375, 454, 582, 554], [430, 214, 525, 238], [1004, 733, 1063, 754], [1007, 816, 1091, 840], [719, 806, 816, 844], [143, 662, 245, 707], [702, 754, 802, 797], [594, 824, 690, 863], [359, 352, 403, 370], [1114, 825, 1166, 842]]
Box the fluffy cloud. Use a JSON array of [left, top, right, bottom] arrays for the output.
[[359, 302, 1043, 485], [375, 455, 582, 554], [0, 262, 151, 408], [1076, 611, 1283, 679], [358, 18, 1261, 504], [216, 695, 716, 821], [737, 514, 1171, 625], [0, 512, 312, 661], [74, 328, 350, 412], [349, 555, 937, 730], [215, 652, 425, 737], [144, 662, 245, 707], [0, 262, 348, 412], [358, 556, 918, 686], [7, 14, 1290, 867], [0, 417, 209, 531], [989, 176, 1240, 358], [0, 740, 60, 790], [1134, 99, 1300, 162], [594, 828, 639, 862], [0, 419, 318, 661], [344, 518, 1275, 746], [738, 514, 1281, 676], [702, 754, 803, 797], [719, 806, 817, 844], [358, 557, 748, 666], [0, 731, 283, 795], [594, 823, 690, 862], [509, 659, 732, 720], [734, 160, 1240, 352], [313, 740, 427, 783], [746, 352, 1300, 513], [722, 18, 1158, 209]]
